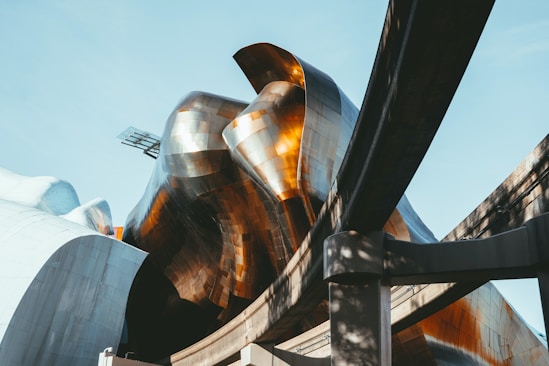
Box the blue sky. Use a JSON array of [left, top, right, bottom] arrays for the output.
[[1, 1, 548, 335]]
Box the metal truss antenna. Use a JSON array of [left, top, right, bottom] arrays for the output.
[[117, 126, 161, 159]]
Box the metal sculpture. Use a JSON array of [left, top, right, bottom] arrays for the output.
[[122, 42, 435, 359]]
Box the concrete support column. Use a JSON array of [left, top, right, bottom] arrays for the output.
[[328, 281, 390, 365], [528, 214, 549, 338], [324, 231, 390, 366], [537, 270, 549, 338], [240, 344, 290, 366]]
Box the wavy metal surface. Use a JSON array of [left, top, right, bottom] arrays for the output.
[[223, 81, 310, 249], [123, 37, 439, 361], [124, 92, 294, 313], [393, 282, 549, 365], [0, 199, 146, 366], [123, 41, 376, 327], [223, 81, 305, 203], [234, 43, 359, 218], [167, 0, 496, 364]]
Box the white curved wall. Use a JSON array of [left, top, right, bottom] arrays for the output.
[[0, 199, 147, 365], [0, 167, 113, 233]]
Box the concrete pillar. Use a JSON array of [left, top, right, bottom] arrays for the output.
[[240, 344, 290, 366], [537, 270, 549, 338], [324, 231, 391, 365], [528, 214, 549, 338]]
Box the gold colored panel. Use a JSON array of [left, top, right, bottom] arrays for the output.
[[123, 44, 437, 338]]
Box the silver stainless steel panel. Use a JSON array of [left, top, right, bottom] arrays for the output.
[[123, 44, 436, 353], [0, 200, 146, 366], [234, 43, 359, 217]]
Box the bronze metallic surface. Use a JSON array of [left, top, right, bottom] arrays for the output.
[[234, 43, 359, 217], [223, 81, 305, 202], [125, 44, 373, 322], [155, 2, 545, 365], [123, 42, 436, 359], [393, 282, 549, 365], [124, 91, 292, 311], [223, 81, 309, 248]]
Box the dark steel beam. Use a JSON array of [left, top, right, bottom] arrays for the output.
[[385, 213, 549, 285], [385, 227, 535, 285], [323, 213, 549, 364]]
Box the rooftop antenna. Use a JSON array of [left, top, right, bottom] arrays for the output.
[[117, 126, 161, 159]]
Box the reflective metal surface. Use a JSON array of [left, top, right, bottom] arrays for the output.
[[394, 282, 549, 365], [234, 43, 359, 217], [0, 199, 146, 366], [124, 91, 294, 313], [223, 81, 305, 203], [122, 43, 436, 356], [223, 81, 310, 248]]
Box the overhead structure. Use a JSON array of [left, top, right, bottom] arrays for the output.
[[118, 126, 161, 159], [3, 1, 548, 365], [120, 29, 449, 358], [117, 0, 548, 364]]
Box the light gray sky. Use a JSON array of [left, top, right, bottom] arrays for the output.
[[1, 1, 548, 335]]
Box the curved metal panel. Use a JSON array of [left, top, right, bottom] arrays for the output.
[[223, 81, 309, 249], [234, 43, 358, 216], [223, 81, 305, 202], [124, 43, 440, 358], [124, 92, 293, 315], [0, 200, 146, 366]]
